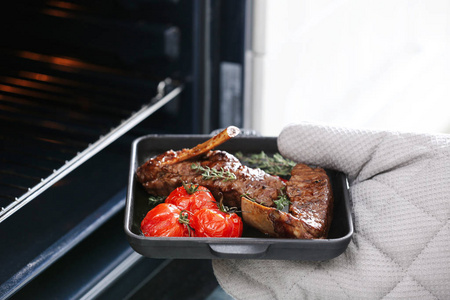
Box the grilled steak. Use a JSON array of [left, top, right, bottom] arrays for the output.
[[287, 164, 333, 237], [241, 164, 333, 239], [136, 149, 334, 239], [136, 150, 285, 208]]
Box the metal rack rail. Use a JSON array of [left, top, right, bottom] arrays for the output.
[[0, 50, 182, 222]]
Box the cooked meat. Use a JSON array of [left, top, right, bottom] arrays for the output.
[[241, 163, 333, 239], [241, 198, 321, 239], [136, 150, 285, 208], [137, 150, 334, 239], [286, 164, 333, 237]]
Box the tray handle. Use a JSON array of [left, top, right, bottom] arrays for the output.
[[209, 244, 269, 259]]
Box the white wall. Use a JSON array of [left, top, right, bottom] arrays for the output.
[[250, 0, 450, 136]]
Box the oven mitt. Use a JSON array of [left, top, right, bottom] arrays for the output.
[[213, 122, 450, 300]]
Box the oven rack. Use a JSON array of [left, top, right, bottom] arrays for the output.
[[1, 83, 182, 223], [0, 49, 183, 222]]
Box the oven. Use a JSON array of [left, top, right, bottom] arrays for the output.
[[0, 0, 251, 298]]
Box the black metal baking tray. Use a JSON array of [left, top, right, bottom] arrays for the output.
[[124, 135, 353, 260]]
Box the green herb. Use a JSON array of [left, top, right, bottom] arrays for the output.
[[178, 210, 194, 237], [191, 163, 237, 181], [182, 181, 200, 194], [241, 193, 256, 202], [274, 192, 291, 211], [234, 151, 296, 176], [243, 190, 290, 211], [217, 193, 239, 214], [148, 195, 166, 206]]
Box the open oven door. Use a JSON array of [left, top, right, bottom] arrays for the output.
[[0, 0, 250, 299]]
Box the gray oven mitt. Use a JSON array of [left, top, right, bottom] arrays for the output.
[[213, 123, 450, 299]]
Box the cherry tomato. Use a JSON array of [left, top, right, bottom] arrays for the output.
[[190, 208, 243, 238], [141, 203, 190, 237], [165, 184, 217, 214]]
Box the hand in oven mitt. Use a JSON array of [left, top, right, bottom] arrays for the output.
[[213, 123, 450, 300]]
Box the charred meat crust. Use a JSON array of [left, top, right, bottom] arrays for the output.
[[136, 150, 333, 239], [136, 150, 285, 208], [286, 164, 333, 238], [241, 164, 333, 239]]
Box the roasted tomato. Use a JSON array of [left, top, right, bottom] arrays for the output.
[[190, 208, 243, 238], [140, 203, 190, 237], [165, 183, 217, 214]]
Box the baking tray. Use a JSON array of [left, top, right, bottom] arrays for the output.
[[124, 135, 353, 260]]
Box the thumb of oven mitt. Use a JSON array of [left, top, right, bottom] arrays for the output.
[[213, 123, 450, 300]]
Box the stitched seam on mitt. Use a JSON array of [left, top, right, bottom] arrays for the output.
[[354, 131, 445, 185], [355, 177, 446, 300], [356, 233, 408, 295], [287, 262, 322, 297], [219, 261, 279, 300], [288, 262, 352, 299], [360, 230, 440, 299], [402, 221, 449, 300], [370, 158, 444, 223], [359, 224, 447, 300], [322, 265, 352, 299], [352, 131, 390, 185], [381, 275, 439, 300]]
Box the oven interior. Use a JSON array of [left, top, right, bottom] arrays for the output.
[[0, 0, 247, 299]]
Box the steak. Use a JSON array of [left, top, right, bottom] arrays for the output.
[[136, 149, 334, 239], [241, 164, 333, 239], [136, 150, 285, 208], [286, 164, 333, 237]]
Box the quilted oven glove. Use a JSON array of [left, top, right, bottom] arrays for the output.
[[213, 123, 450, 300]]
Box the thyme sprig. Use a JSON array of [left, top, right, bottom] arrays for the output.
[[181, 181, 200, 194], [234, 151, 296, 177], [241, 193, 256, 202], [242, 191, 290, 212], [148, 195, 166, 206], [178, 210, 194, 237], [217, 193, 239, 214], [274, 192, 290, 211], [191, 163, 237, 181]]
